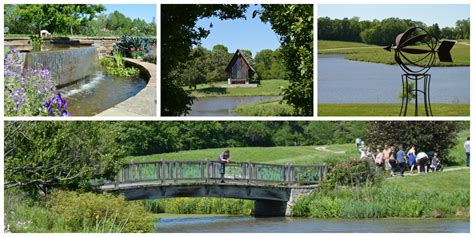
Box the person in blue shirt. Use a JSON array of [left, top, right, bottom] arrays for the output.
[[396, 145, 407, 177]]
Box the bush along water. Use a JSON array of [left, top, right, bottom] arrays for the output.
[[292, 159, 469, 219], [4, 48, 70, 116], [5, 190, 155, 233]]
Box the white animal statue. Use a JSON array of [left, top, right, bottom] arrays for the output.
[[40, 30, 51, 38]]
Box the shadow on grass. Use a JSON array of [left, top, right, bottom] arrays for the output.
[[195, 86, 228, 95]]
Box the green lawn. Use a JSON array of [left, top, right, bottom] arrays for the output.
[[387, 169, 469, 194], [128, 144, 359, 165], [234, 100, 294, 116], [318, 104, 470, 116], [187, 79, 288, 98], [318, 40, 470, 66]]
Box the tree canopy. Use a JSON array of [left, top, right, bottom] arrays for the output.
[[318, 17, 470, 45], [4, 4, 156, 36], [258, 4, 314, 115]]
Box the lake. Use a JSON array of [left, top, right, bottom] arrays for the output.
[[318, 55, 469, 104], [187, 96, 281, 116], [156, 216, 469, 233]]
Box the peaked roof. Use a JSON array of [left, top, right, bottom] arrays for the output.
[[225, 49, 256, 73]]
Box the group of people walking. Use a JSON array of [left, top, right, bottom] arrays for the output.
[[359, 144, 442, 177]]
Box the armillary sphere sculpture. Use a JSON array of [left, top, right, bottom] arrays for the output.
[[384, 26, 455, 116]]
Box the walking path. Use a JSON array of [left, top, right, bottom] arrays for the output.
[[388, 166, 468, 179]]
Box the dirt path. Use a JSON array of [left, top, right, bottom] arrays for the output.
[[315, 146, 346, 154]]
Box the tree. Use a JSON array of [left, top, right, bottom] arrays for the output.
[[429, 23, 442, 39], [161, 4, 249, 116], [365, 121, 461, 163], [258, 4, 314, 115], [4, 121, 124, 197], [7, 4, 105, 35]]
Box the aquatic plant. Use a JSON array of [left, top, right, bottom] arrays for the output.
[[29, 35, 43, 51], [4, 47, 70, 116], [99, 51, 140, 78]]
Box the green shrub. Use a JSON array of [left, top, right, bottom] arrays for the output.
[[309, 197, 343, 218], [48, 190, 154, 233]]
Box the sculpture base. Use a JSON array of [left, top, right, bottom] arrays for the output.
[[400, 73, 432, 116]]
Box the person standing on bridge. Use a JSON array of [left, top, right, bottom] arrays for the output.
[[219, 150, 231, 183]]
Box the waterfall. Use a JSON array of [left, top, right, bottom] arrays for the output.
[[24, 46, 99, 87]]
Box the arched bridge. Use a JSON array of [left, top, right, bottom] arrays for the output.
[[99, 160, 327, 216]]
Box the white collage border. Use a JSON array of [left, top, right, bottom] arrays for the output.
[[0, 0, 473, 236]]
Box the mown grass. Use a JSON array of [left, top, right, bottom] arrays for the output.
[[448, 130, 470, 165], [233, 99, 294, 116], [318, 104, 470, 117], [318, 40, 376, 50], [187, 79, 288, 98], [128, 145, 359, 165], [318, 40, 470, 66]]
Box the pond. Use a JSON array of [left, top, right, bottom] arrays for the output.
[[318, 54, 469, 104], [156, 216, 469, 233], [187, 96, 282, 116], [60, 71, 147, 116]]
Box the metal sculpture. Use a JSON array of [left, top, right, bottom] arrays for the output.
[[384, 26, 455, 116]]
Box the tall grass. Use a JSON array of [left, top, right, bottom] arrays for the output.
[[5, 190, 155, 233], [293, 170, 470, 218], [144, 197, 254, 216], [234, 100, 294, 116]]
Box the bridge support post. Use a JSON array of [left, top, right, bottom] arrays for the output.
[[254, 200, 287, 217]]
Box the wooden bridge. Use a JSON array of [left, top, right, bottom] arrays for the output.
[[99, 160, 327, 216]]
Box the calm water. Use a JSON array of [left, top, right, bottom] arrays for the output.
[[187, 96, 281, 116], [156, 216, 469, 233], [60, 71, 147, 116], [318, 55, 470, 104]]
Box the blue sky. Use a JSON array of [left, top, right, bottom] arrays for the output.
[[195, 5, 280, 56], [318, 4, 469, 28], [103, 4, 156, 23]]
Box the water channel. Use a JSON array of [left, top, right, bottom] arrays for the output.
[[23, 44, 148, 116], [187, 96, 281, 116], [318, 54, 469, 104], [156, 216, 469, 233]]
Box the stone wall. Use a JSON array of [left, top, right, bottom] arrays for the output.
[[285, 187, 318, 216], [4, 36, 119, 54]]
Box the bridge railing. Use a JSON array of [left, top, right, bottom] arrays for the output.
[[112, 159, 327, 186]]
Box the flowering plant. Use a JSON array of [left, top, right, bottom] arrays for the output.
[[4, 47, 70, 116]]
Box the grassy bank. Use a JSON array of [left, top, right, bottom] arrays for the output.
[[234, 100, 294, 116], [187, 79, 288, 98], [318, 104, 470, 116], [318, 40, 470, 66], [293, 169, 469, 218]]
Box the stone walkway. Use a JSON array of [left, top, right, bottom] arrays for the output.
[[97, 58, 157, 116]]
